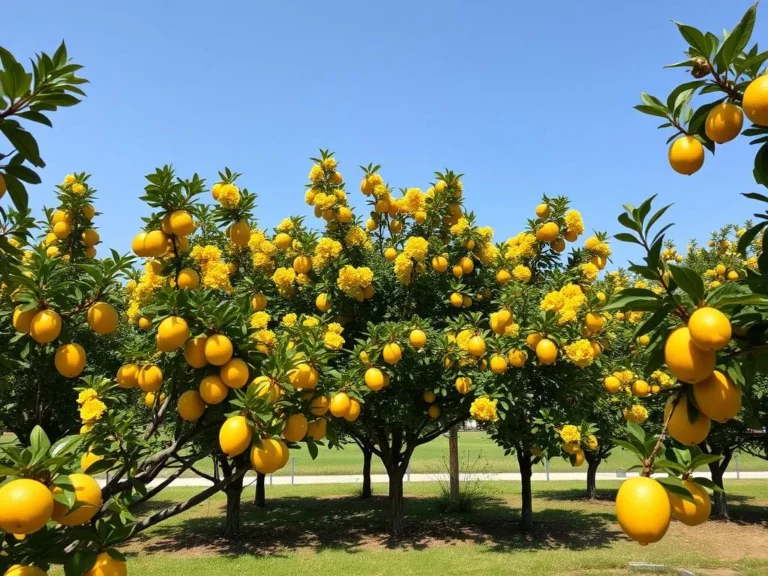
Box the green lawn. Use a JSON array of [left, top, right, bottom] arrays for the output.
[[180, 430, 768, 477], [79, 479, 768, 576]]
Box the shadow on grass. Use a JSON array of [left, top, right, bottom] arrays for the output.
[[127, 491, 621, 558]]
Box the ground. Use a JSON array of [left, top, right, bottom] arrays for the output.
[[176, 431, 767, 477], [82, 480, 768, 576]]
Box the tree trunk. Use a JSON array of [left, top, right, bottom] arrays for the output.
[[585, 451, 601, 500], [222, 455, 246, 538], [254, 472, 266, 508], [361, 446, 373, 500], [388, 464, 406, 538], [449, 426, 460, 506], [516, 448, 533, 531], [710, 453, 731, 520], [700, 443, 731, 520]]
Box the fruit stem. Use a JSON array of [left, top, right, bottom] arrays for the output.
[[705, 61, 743, 103], [644, 392, 681, 476]]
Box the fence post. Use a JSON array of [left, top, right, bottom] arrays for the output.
[[407, 462, 411, 483], [545, 458, 550, 481], [735, 453, 740, 480], [269, 474, 273, 485], [291, 457, 295, 485]]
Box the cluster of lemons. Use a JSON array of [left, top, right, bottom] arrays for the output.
[[667, 74, 768, 175]]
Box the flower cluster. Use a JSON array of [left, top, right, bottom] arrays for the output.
[[217, 183, 241, 208], [623, 404, 649, 424], [323, 322, 345, 350], [403, 236, 429, 261], [470, 397, 498, 422], [563, 339, 596, 368], [272, 267, 296, 297], [505, 232, 538, 261], [581, 262, 599, 283], [190, 245, 232, 292], [314, 237, 343, 270], [512, 264, 531, 283], [345, 226, 371, 248], [399, 187, 426, 216], [126, 261, 167, 323], [394, 253, 414, 285], [560, 424, 581, 444], [253, 329, 278, 354], [250, 311, 271, 330], [540, 283, 586, 325], [78, 389, 106, 422], [564, 210, 584, 236], [336, 265, 374, 301], [249, 230, 277, 272], [650, 370, 674, 388]]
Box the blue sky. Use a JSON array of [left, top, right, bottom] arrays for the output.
[[4, 0, 765, 266]]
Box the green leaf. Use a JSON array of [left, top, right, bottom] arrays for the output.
[[691, 477, 724, 492], [602, 288, 661, 312], [674, 22, 709, 56], [737, 221, 767, 256], [717, 3, 757, 69], [2, 171, 28, 211], [3, 163, 41, 184], [614, 233, 642, 245], [666, 81, 706, 115], [634, 105, 669, 119], [0, 121, 44, 167], [17, 110, 52, 127], [656, 476, 695, 503], [625, 422, 646, 445], [645, 203, 673, 236], [668, 265, 705, 303]]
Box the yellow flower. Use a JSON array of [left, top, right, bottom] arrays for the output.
[[253, 329, 278, 354], [296, 273, 311, 286], [505, 232, 537, 261], [336, 265, 374, 300], [469, 397, 498, 422], [591, 242, 611, 258], [404, 237, 429, 261], [71, 183, 85, 195], [309, 165, 324, 182], [313, 192, 336, 210], [217, 184, 241, 208], [272, 267, 296, 294], [305, 189, 317, 205], [79, 398, 107, 422], [624, 404, 648, 424], [77, 388, 98, 405], [394, 253, 413, 285], [581, 263, 599, 282], [302, 316, 320, 327], [585, 434, 599, 450], [63, 174, 76, 186], [313, 237, 343, 270], [564, 210, 584, 235], [345, 226, 370, 248], [564, 339, 595, 368], [504, 322, 520, 337], [323, 331, 345, 350], [281, 313, 297, 327], [322, 157, 337, 170], [250, 311, 271, 330], [512, 265, 531, 283], [401, 188, 425, 214], [476, 241, 499, 265], [276, 218, 294, 232], [560, 424, 581, 444], [326, 322, 344, 334], [450, 217, 470, 236]]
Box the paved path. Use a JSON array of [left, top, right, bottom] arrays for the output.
[[115, 470, 768, 489]]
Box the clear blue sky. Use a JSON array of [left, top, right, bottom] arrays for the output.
[[4, 0, 765, 266]]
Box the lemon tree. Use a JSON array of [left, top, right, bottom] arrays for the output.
[[0, 174, 128, 440]]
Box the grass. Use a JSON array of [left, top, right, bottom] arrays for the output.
[[65, 479, 768, 576], [177, 430, 768, 477]]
